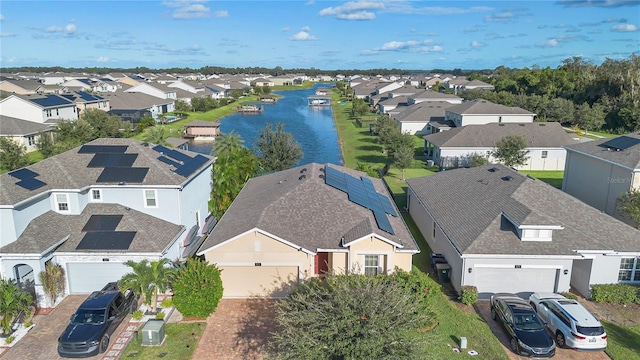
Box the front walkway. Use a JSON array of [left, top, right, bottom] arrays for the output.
[[192, 299, 276, 360]]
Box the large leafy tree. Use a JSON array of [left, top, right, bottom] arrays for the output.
[[492, 135, 530, 168], [0, 278, 33, 335], [254, 122, 303, 172], [0, 137, 30, 171], [171, 258, 223, 319], [118, 259, 175, 313], [209, 146, 259, 218], [81, 109, 121, 138], [268, 271, 435, 360], [392, 134, 415, 180], [373, 115, 399, 154], [618, 189, 640, 229]]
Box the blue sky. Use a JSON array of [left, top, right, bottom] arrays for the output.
[[1, 0, 638, 70]]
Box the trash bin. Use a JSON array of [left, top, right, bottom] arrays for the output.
[[427, 159, 435, 167], [435, 262, 451, 283], [430, 253, 446, 272]]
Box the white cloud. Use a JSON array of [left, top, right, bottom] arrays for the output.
[[45, 23, 77, 35], [289, 31, 317, 41], [97, 57, 110, 62], [214, 10, 228, 18], [319, 1, 385, 20], [0, 14, 4, 21], [0, 32, 15, 37], [384, 3, 493, 15], [282, 27, 290, 32], [485, 12, 514, 22], [301, 26, 311, 32], [66, 24, 77, 33], [471, 40, 484, 48], [535, 39, 560, 48], [170, 3, 211, 19], [366, 39, 442, 54], [611, 23, 639, 32]]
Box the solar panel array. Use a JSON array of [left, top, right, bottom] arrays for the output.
[[29, 94, 72, 107], [152, 145, 209, 177], [599, 136, 640, 151], [77, 214, 136, 250], [81, 215, 123, 232], [80, 144, 150, 183], [324, 166, 397, 235], [87, 153, 137, 168], [79, 145, 128, 153], [97, 167, 149, 183], [9, 168, 47, 191]]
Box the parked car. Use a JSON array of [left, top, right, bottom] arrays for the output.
[[490, 292, 556, 358], [58, 282, 137, 358], [529, 292, 607, 351]]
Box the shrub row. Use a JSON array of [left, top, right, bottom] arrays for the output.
[[460, 286, 478, 305], [591, 283, 640, 304]]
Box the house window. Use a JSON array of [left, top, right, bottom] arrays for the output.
[[46, 109, 52, 117], [91, 189, 102, 201], [55, 193, 69, 212], [618, 258, 640, 282], [541, 150, 548, 159], [144, 189, 157, 208], [364, 255, 381, 276], [56, 109, 59, 116], [433, 222, 436, 239], [27, 136, 35, 146]]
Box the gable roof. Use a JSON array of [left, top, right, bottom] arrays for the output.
[[0, 115, 53, 135], [406, 165, 640, 256], [410, 90, 462, 101], [394, 101, 455, 123], [0, 138, 213, 205], [0, 79, 44, 92], [0, 203, 184, 255], [564, 132, 640, 170], [17, 94, 75, 108], [102, 90, 172, 110], [198, 163, 418, 254], [446, 99, 535, 115], [423, 122, 578, 148]]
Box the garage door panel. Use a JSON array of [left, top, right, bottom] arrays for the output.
[[220, 266, 298, 298], [67, 262, 130, 294], [475, 267, 557, 297]]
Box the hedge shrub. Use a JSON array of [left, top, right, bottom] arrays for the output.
[[172, 258, 223, 318], [460, 286, 478, 305], [591, 283, 640, 304]]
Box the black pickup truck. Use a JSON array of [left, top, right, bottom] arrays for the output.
[[58, 282, 137, 358]]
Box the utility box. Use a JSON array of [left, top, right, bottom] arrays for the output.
[[141, 319, 165, 346], [435, 262, 451, 283], [460, 337, 467, 349]]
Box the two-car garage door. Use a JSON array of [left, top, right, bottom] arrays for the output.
[[67, 262, 131, 294], [475, 267, 559, 295], [219, 266, 299, 298]]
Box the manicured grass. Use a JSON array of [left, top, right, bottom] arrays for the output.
[[385, 164, 437, 209], [121, 322, 206, 360], [519, 170, 564, 189], [27, 151, 45, 163], [603, 320, 640, 360]]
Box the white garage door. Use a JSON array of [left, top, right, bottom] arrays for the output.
[[219, 266, 299, 298], [475, 267, 558, 296], [67, 262, 131, 294]]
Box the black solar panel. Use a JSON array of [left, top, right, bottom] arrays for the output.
[[158, 156, 182, 168], [166, 149, 193, 163], [378, 194, 398, 217], [324, 166, 348, 192], [373, 210, 395, 235], [79, 145, 128, 153], [76, 231, 136, 250], [96, 167, 149, 183], [82, 215, 123, 232], [30, 95, 71, 107], [152, 145, 171, 154], [346, 176, 370, 208], [16, 177, 47, 190], [8, 168, 39, 180], [88, 153, 137, 168], [174, 155, 209, 177], [599, 136, 640, 151]]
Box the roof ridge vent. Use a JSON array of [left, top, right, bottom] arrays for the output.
[[501, 175, 513, 181], [299, 174, 306, 180]]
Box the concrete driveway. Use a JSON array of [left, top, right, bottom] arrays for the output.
[[1, 295, 134, 360], [475, 300, 610, 360]]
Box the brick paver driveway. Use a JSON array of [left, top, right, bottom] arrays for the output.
[[2, 295, 133, 360], [475, 300, 610, 360], [192, 299, 276, 360]]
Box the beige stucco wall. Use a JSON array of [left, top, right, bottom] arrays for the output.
[[329, 252, 348, 274], [348, 236, 411, 274]]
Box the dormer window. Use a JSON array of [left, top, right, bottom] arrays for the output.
[[502, 212, 563, 242]]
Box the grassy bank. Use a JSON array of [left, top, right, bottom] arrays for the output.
[[121, 322, 205, 359], [519, 170, 564, 189]]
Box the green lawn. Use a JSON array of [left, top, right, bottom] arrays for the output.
[[121, 322, 206, 360], [519, 170, 564, 189], [603, 321, 640, 360]]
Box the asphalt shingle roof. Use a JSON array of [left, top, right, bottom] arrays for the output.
[[0, 203, 184, 254], [446, 99, 535, 115], [406, 165, 640, 256], [393, 101, 455, 123], [564, 132, 640, 170], [423, 122, 577, 148], [0, 115, 53, 135], [199, 163, 418, 254]]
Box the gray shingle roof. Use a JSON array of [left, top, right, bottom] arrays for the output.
[[198, 163, 418, 254], [0, 115, 53, 135], [446, 99, 535, 115], [564, 132, 640, 170], [406, 165, 640, 256], [0, 203, 184, 254], [394, 101, 455, 123], [101, 90, 172, 110], [409, 90, 462, 101], [423, 122, 577, 148], [0, 138, 213, 205]]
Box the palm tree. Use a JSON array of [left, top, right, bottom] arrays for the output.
[[145, 125, 169, 146], [211, 130, 244, 156], [147, 259, 175, 313], [118, 259, 175, 314], [0, 278, 33, 335], [38, 262, 65, 307]]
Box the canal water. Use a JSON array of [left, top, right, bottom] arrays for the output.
[[187, 84, 344, 166]]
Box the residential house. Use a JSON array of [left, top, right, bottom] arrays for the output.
[[91, 79, 121, 93], [392, 101, 455, 135], [377, 96, 409, 114], [125, 82, 177, 100], [562, 133, 640, 224], [444, 99, 536, 128], [407, 90, 463, 105], [0, 115, 54, 152], [460, 79, 495, 91], [103, 90, 175, 124], [269, 75, 295, 86], [182, 120, 220, 140], [0, 79, 45, 95], [251, 78, 274, 87], [423, 122, 576, 170], [0, 138, 214, 306], [61, 78, 93, 92], [167, 80, 207, 94], [0, 94, 78, 124], [61, 91, 110, 116], [407, 164, 640, 299], [197, 163, 419, 298]]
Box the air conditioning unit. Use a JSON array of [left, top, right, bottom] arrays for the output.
[[141, 319, 165, 346]]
